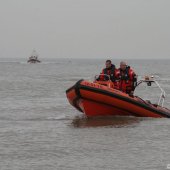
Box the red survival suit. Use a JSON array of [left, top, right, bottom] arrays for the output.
[[116, 66, 137, 94]]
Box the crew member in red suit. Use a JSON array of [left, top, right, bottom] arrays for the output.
[[116, 61, 137, 96]]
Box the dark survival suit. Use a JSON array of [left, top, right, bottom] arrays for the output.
[[99, 64, 116, 81], [97, 64, 119, 89]]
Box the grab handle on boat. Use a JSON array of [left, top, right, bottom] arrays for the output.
[[136, 76, 166, 107]]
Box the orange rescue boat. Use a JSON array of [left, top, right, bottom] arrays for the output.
[[66, 76, 170, 118]]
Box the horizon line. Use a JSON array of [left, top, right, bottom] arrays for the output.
[[0, 57, 169, 60]]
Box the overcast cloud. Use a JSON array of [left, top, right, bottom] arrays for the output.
[[0, 0, 170, 59]]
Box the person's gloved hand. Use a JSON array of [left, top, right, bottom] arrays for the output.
[[129, 91, 134, 97]]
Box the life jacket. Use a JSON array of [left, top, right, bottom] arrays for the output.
[[103, 64, 116, 82], [117, 66, 136, 94]]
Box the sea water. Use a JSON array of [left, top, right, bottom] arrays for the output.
[[0, 58, 169, 170]]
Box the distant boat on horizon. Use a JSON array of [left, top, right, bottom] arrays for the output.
[[27, 50, 41, 63]]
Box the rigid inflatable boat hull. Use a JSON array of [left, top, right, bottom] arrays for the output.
[[66, 80, 170, 118]]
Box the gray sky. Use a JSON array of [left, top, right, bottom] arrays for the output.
[[0, 0, 170, 59]]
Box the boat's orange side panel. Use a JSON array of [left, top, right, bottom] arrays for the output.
[[78, 99, 132, 117], [79, 89, 162, 118]]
